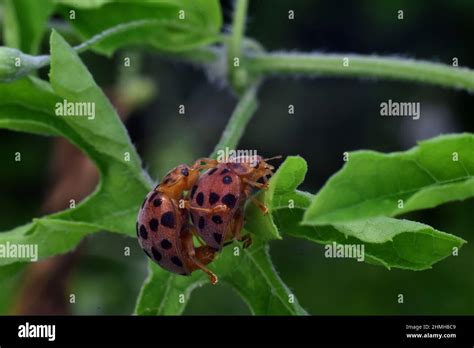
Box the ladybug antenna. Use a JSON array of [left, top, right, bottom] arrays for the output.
[[263, 155, 282, 162]]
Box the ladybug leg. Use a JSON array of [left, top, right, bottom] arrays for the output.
[[231, 210, 253, 249], [242, 185, 269, 215], [242, 178, 268, 190], [182, 200, 229, 214], [241, 234, 253, 249], [190, 205, 229, 214], [263, 168, 276, 183], [192, 158, 219, 171], [250, 196, 269, 215], [182, 228, 219, 285]]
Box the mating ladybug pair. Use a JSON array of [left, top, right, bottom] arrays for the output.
[[136, 155, 279, 284]]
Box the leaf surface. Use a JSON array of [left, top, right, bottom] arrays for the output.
[[3, 0, 53, 54], [303, 134, 474, 225], [0, 31, 151, 265], [135, 238, 307, 315], [275, 192, 465, 270], [57, 0, 223, 55], [245, 156, 307, 240]]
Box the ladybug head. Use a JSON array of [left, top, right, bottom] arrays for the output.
[[227, 155, 281, 180], [157, 164, 199, 198]]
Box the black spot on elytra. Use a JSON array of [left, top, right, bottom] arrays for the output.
[[220, 168, 230, 175], [161, 211, 176, 229], [190, 185, 198, 199], [207, 168, 218, 176], [212, 215, 223, 224], [196, 192, 204, 206], [181, 168, 189, 176], [153, 198, 162, 207], [213, 233, 222, 244], [139, 225, 148, 239], [209, 192, 220, 205], [221, 194, 237, 209], [223, 175, 232, 184], [160, 239, 172, 249], [198, 216, 205, 229], [171, 256, 183, 267], [149, 218, 159, 232], [148, 191, 158, 203], [151, 247, 162, 261]]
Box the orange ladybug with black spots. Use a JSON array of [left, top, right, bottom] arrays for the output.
[[136, 159, 226, 284], [189, 155, 280, 251]]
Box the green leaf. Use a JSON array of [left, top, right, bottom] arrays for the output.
[[0, 31, 151, 265], [57, 0, 222, 55], [245, 156, 308, 241], [303, 133, 474, 225], [135, 262, 206, 316], [135, 238, 307, 315], [3, 0, 53, 54], [0, 263, 27, 313], [274, 191, 465, 270], [53, 0, 113, 9]]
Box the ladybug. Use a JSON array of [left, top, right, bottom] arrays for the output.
[[189, 155, 280, 251], [136, 159, 226, 284]]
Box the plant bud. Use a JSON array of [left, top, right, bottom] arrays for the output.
[[0, 46, 49, 82]]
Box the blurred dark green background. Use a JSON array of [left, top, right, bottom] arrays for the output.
[[1, 0, 473, 315]]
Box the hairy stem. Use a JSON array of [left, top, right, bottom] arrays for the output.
[[211, 82, 260, 158], [228, 0, 250, 92], [4, 16, 474, 94], [228, 0, 249, 62], [247, 52, 474, 92]]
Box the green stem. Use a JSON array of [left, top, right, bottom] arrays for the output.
[[247, 52, 474, 92], [228, 0, 249, 60], [228, 0, 250, 92], [210, 82, 260, 158]]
